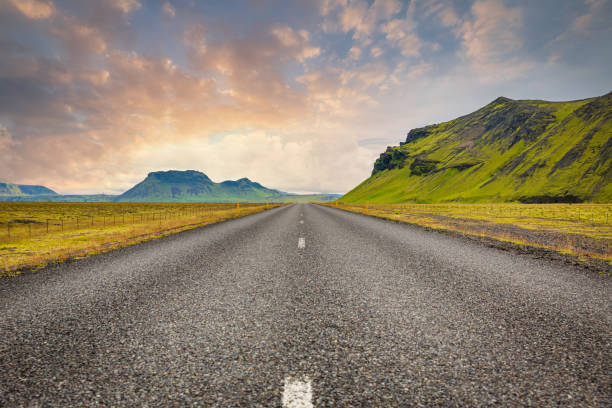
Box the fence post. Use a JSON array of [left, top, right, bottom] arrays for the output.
[[7, 223, 10, 240], [46, 219, 49, 233], [61, 218, 64, 232], [29, 223, 31, 238]]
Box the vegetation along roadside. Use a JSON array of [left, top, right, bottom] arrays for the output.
[[0, 202, 284, 276], [323, 202, 611, 274]]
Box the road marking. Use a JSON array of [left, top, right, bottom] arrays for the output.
[[298, 238, 305, 248], [299, 220, 304, 224], [282, 376, 313, 408]]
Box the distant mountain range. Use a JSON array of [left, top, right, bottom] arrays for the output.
[[342, 91, 612, 203], [0, 171, 340, 203], [0, 182, 57, 196]]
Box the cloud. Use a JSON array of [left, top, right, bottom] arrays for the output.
[[109, 0, 141, 14], [0, 2, 330, 192], [184, 22, 320, 117], [371, 0, 402, 20], [554, 0, 611, 42], [348, 46, 362, 60], [270, 25, 321, 61], [381, 18, 422, 57], [572, 0, 607, 32], [1, 0, 610, 195], [339, 0, 374, 39], [49, 14, 108, 57], [3, 0, 55, 19], [326, 0, 403, 41], [162, 1, 175, 18], [316, 0, 347, 16], [0, 125, 15, 157], [457, 0, 527, 78], [422, 0, 460, 28], [131, 128, 374, 194], [370, 46, 383, 57]]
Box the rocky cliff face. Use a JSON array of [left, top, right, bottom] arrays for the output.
[[343, 92, 612, 203]]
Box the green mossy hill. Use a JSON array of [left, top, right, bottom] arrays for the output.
[[0, 182, 57, 196], [116, 170, 285, 202], [343, 92, 612, 203]]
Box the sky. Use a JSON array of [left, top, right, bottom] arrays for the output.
[[0, 0, 611, 195]]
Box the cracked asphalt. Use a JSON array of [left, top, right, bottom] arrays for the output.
[[0, 203, 610, 406]]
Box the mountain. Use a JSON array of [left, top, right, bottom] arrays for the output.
[[117, 170, 285, 202], [0, 182, 57, 196], [0, 171, 340, 203], [342, 92, 612, 203], [0, 194, 115, 202]]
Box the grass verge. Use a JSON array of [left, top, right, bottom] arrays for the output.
[[322, 202, 611, 274], [0, 202, 284, 276]]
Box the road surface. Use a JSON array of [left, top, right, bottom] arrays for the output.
[[0, 204, 610, 406]]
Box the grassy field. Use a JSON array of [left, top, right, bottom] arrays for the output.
[[324, 202, 612, 267], [0, 202, 283, 276]]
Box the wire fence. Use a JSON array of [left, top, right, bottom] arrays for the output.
[[0, 202, 278, 242]]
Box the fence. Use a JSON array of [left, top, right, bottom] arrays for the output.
[[0, 202, 277, 242]]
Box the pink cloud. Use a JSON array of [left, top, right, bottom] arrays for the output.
[[457, 0, 528, 79], [108, 0, 141, 14], [3, 0, 55, 19]]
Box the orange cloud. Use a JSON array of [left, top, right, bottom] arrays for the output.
[[4, 0, 54, 19], [109, 0, 141, 14]]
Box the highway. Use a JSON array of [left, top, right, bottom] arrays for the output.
[[0, 204, 610, 406]]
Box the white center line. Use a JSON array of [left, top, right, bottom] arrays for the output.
[[282, 376, 313, 408], [298, 237, 306, 249]]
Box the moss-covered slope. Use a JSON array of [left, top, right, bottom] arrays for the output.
[[343, 92, 612, 203], [116, 170, 284, 202]]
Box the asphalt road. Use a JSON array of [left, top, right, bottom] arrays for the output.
[[0, 204, 610, 407]]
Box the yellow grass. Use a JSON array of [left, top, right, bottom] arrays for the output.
[[324, 202, 612, 265], [0, 202, 284, 276]]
